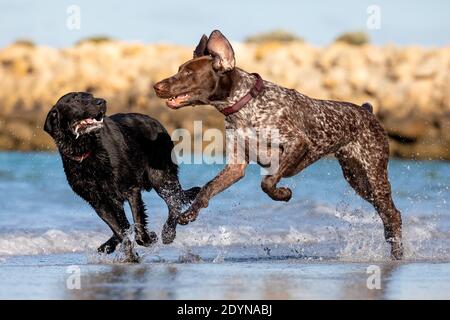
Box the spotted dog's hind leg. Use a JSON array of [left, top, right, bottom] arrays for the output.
[[335, 141, 403, 260]]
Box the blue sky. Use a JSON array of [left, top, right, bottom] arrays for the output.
[[0, 0, 448, 47]]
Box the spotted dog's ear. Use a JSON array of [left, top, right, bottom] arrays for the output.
[[206, 30, 235, 73], [193, 34, 209, 58], [44, 107, 59, 137]]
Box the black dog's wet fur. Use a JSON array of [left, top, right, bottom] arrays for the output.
[[44, 92, 199, 255]]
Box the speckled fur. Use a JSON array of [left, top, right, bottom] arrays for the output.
[[154, 31, 403, 260]]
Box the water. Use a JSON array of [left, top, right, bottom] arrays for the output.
[[0, 152, 449, 299], [0, 0, 449, 48]]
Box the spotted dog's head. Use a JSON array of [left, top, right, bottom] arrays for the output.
[[153, 30, 237, 109]]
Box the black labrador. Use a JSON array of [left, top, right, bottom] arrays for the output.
[[44, 92, 199, 258]]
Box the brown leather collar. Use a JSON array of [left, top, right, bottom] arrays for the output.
[[221, 73, 265, 116], [63, 150, 92, 163]]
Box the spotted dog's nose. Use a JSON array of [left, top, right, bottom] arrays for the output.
[[153, 81, 168, 94]]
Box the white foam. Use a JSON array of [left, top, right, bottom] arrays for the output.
[[0, 212, 448, 262], [0, 229, 107, 256]]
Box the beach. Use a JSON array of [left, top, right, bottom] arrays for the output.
[[2, 253, 450, 299]]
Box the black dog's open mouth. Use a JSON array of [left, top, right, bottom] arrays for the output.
[[166, 93, 191, 109], [72, 117, 104, 139]]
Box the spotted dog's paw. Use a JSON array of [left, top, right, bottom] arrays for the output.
[[177, 211, 199, 225]]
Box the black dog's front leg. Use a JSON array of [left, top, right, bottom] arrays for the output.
[[97, 235, 120, 254], [127, 189, 158, 247], [94, 201, 131, 254]]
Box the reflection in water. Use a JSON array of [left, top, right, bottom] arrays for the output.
[[339, 263, 399, 300], [62, 260, 403, 300], [66, 264, 179, 300]]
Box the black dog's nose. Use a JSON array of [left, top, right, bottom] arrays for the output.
[[95, 98, 105, 106]]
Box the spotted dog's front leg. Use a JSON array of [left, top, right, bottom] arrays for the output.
[[178, 163, 248, 225]]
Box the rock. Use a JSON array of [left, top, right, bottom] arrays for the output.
[[4, 120, 34, 142], [323, 67, 347, 89], [0, 134, 15, 150], [254, 42, 284, 61], [415, 57, 440, 79], [384, 116, 430, 140], [348, 68, 370, 91], [405, 80, 435, 113], [0, 41, 448, 160]]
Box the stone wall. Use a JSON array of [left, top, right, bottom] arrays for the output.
[[0, 41, 449, 159]]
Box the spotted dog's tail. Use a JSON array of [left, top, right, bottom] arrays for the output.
[[362, 102, 374, 113]]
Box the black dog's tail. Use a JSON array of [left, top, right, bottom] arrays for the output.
[[182, 186, 201, 206], [362, 102, 374, 113]]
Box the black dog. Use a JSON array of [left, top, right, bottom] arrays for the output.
[[44, 92, 199, 257]]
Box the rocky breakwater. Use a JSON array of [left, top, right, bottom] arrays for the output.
[[0, 40, 449, 159]]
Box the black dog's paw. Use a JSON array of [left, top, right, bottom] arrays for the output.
[[120, 238, 141, 263], [162, 222, 177, 244], [135, 228, 158, 247], [97, 235, 120, 254], [183, 186, 201, 205]]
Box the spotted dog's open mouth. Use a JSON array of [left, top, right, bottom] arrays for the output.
[[72, 116, 104, 139], [166, 93, 191, 109]]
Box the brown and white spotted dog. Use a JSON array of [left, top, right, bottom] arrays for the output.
[[154, 30, 403, 260]]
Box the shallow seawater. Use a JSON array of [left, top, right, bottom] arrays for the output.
[[0, 152, 449, 299]]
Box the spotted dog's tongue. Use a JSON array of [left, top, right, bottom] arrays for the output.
[[167, 94, 189, 108]]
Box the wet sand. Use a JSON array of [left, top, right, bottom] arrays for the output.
[[1, 250, 449, 300]]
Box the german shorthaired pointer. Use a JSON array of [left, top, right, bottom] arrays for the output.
[[154, 30, 403, 260]]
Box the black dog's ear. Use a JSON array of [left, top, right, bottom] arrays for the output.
[[44, 108, 59, 137], [206, 30, 235, 73], [193, 34, 209, 58]]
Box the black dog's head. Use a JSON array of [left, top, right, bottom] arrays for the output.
[[44, 92, 106, 141], [153, 30, 236, 109]]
